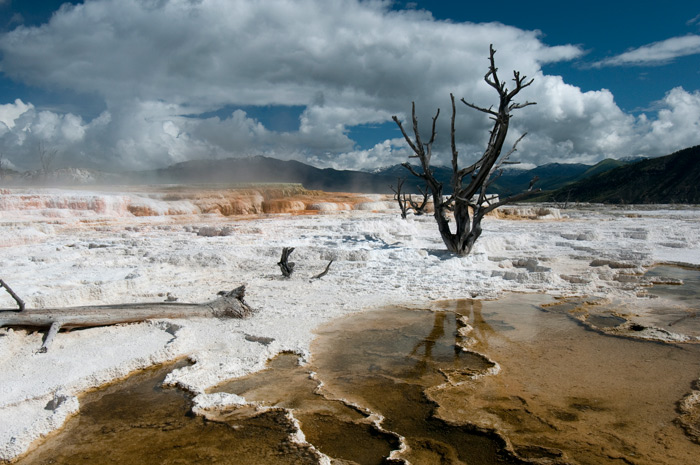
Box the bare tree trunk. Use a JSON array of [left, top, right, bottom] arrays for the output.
[[393, 45, 540, 256], [0, 298, 253, 328], [390, 178, 410, 219], [0, 284, 255, 352]]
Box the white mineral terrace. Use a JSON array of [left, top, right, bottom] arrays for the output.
[[0, 187, 699, 461]]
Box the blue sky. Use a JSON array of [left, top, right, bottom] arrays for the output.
[[0, 0, 698, 172], [408, 1, 700, 110]]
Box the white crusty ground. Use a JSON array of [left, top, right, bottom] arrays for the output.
[[1, 189, 699, 461]]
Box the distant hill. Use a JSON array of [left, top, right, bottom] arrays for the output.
[[491, 162, 589, 195], [8, 148, 696, 204], [374, 164, 453, 192], [137, 156, 399, 193], [536, 146, 700, 204], [579, 158, 627, 178], [374, 159, 626, 195], [0, 167, 121, 185], [138, 155, 632, 195]]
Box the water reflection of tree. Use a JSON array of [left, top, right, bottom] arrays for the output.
[[454, 299, 500, 351], [436, 299, 505, 354], [407, 301, 504, 376], [409, 312, 447, 375]]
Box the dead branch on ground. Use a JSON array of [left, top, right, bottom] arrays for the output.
[[312, 260, 334, 280], [0, 281, 255, 352], [0, 279, 25, 311]]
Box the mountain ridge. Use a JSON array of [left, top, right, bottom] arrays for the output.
[[2, 148, 698, 204], [535, 146, 700, 204]]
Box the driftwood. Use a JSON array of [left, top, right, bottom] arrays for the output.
[[312, 260, 334, 280], [278, 247, 296, 277], [278, 247, 333, 280], [1, 283, 255, 352]]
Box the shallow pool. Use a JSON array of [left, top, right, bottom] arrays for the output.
[[16, 292, 700, 464]]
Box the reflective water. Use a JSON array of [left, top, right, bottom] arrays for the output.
[[436, 295, 700, 465], [14, 288, 700, 465], [211, 307, 517, 464], [309, 304, 516, 464], [16, 360, 321, 465], [211, 353, 402, 465], [646, 265, 700, 306], [640, 265, 700, 337]]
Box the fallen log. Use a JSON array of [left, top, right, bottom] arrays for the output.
[[0, 285, 255, 352]]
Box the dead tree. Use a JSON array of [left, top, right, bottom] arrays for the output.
[[391, 178, 430, 218], [1, 282, 255, 352], [278, 247, 333, 279], [390, 178, 411, 219], [392, 45, 540, 256], [407, 184, 430, 215]]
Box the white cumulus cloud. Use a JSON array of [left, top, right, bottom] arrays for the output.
[[0, 99, 32, 130], [637, 87, 700, 153], [0, 0, 697, 172]]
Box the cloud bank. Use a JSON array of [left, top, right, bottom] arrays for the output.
[[0, 0, 698, 172]]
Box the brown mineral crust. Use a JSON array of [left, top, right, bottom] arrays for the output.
[[429, 297, 700, 465]]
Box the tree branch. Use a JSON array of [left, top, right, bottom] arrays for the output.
[[428, 108, 440, 146], [401, 162, 426, 180], [510, 101, 537, 111], [392, 114, 420, 156], [312, 260, 334, 280], [461, 99, 498, 117], [390, 177, 410, 219], [482, 188, 542, 215], [0, 279, 25, 312], [450, 94, 458, 174]]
